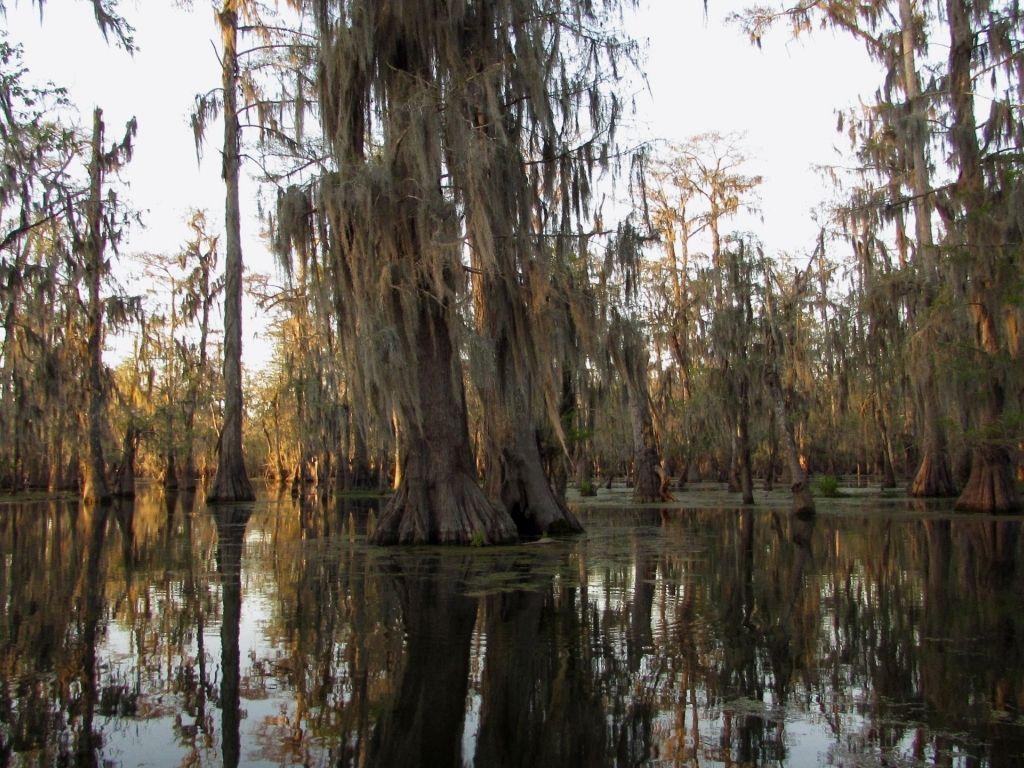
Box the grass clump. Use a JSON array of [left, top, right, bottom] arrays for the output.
[[812, 475, 844, 498]]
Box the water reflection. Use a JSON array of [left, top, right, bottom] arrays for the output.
[[214, 506, 250, 768], [0, 488, 1022, 766], [370, 556, 477, 768]]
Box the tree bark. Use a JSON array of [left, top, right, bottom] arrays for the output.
[[460, 36, 583, 537], [82, 108, 110, 505], [872, 398, 898, 489], [765, 367, 815, 516], [631, 397, 665, 504], [496, 394, 583, 536], [955, 442, 1020, 513], [207, 1, 255, 504], [182, 249, 212, 493], [894, 0, 957, 499], [112, 424, 138, 498], [349, 417, 375, 490], [736, 388, 755, 505], [162, 451, 178, 492], [371, 297, 517, 545], [909, 389, 956, 497], [479, 369, 581, 536], [611, 319, 670, 504], [944, 0, 1020, 514]]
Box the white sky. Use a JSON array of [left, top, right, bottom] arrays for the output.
[[5, 0, 877, 370]]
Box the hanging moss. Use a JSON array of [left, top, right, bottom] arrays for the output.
[[282, 0, 640, 543]]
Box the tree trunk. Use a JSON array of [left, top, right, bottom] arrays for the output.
[[465, 85, 582, 536], [872, 399, 898, 488], [371, 298, 517, 545], [737, 391, 755, 505], [207, 1, 254, 504], [955, 363, 1020, 514], [335, 402, 350, 492], [349, 418, 375, 490], [945, 0, 1021, 514], [498, 400, 582, 536], [631, 397, 665, 504], [765, 367, 815, 516], [82, 108, 110, 506], [112, 424, 137, 498], [764, 416, 777, 492], [480, 374, 581, 537], [896, 0, 957, 500], [162, 451, 178, 492], [955, 442, 1020, 513], [726, 420, 741, 493], [612, 319, 670, 504], [577, 453, 596, 496], [909, 387, 956, 497], [181, 245, 212, 494], [182, 450, 199, 492]]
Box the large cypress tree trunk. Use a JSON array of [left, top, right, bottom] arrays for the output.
[[611, 318, 669, 504], [766, 367, 815, 516], [112, 423, 138, 498], [371, 294, 517, 545], [353, 16, 517, 545], [82, 108, 110, 506], [629, 391, 665, 504], [207, 1, 254, 504], [488, 384, 583, 537], [474, 271, 582, 536], [899, 0, 957, 499], [955, 365, 1018, 513], [457, 4, 583, 538], [945, 0, 1020, 513], [909, 388, 956, 497]]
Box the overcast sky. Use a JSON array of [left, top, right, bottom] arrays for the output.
[[6, 0, 877, 369]]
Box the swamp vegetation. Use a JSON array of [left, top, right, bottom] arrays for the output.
[[1, 0, 1021, 538], [1, 0, 1022, 762]]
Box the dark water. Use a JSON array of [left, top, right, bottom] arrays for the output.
[[1, 488, 1023, 767]]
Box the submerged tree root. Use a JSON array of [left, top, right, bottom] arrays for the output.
[[499, 448, 583, 538], [633, 448, 672, 504], [791, 481, 816, 517], [910, 451, 957, 498], [955, 447, 1021, 513], [371, 472, 518, 545], [206, 472, 256, 504]]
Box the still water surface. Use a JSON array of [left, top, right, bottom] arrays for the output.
[[1, 487, 1022, 766]]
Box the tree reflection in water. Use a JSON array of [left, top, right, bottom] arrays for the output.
[[213, 505, 251, 768], [0, 488, 1022, 766]]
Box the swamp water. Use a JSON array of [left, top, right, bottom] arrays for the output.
[[0, 486, 1022, 766]]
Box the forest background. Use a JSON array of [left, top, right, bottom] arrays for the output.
[[1, 0, 1021, 540]]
